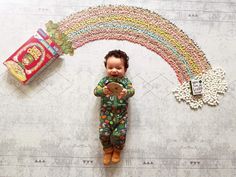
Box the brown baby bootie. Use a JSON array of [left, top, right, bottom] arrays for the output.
[[111, 148, 121, 163], [103, 147, 113, 165]]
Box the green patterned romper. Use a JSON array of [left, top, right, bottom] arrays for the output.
[[94, 76, 135, 150]]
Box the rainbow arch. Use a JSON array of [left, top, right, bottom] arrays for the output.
[[55, 5, 211, 84], [46, 5, 227, 109]]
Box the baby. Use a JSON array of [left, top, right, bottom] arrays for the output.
[[94, 50, 135, 165]]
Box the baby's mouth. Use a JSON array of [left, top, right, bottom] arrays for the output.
[[111, 74, 118, 77]]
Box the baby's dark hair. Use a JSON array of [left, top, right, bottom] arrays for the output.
[[104, 50, 129, 70]]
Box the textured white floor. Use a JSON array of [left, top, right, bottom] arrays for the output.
[[0, 0, 236, 177]]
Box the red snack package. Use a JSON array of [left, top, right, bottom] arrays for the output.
[[3, 29, 62, 84]]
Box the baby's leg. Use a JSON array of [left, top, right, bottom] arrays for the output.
[[110, 117, 128, 163], [99, 119, 113, 165], [110, 117, 128, 150], [99, 124, 112, 150]]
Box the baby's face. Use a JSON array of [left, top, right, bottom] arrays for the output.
[[106, 56, 126, 78]]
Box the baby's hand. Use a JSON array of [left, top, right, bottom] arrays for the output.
[[103, 86, 113, 97], [118, 89, 127, 99]]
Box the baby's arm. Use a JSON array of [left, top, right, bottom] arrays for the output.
[[94, 85, 104, 97], [118, 78, 135, 99], [126, 80, 135, 98], [94, 78, 106, 97], [94, 77, 112, 97]]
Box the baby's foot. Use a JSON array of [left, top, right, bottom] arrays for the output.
[[103, 147, 113, 165], [111, 148, 121, 163]]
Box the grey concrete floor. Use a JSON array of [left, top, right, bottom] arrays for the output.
[[0, 0, 236, 177]]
